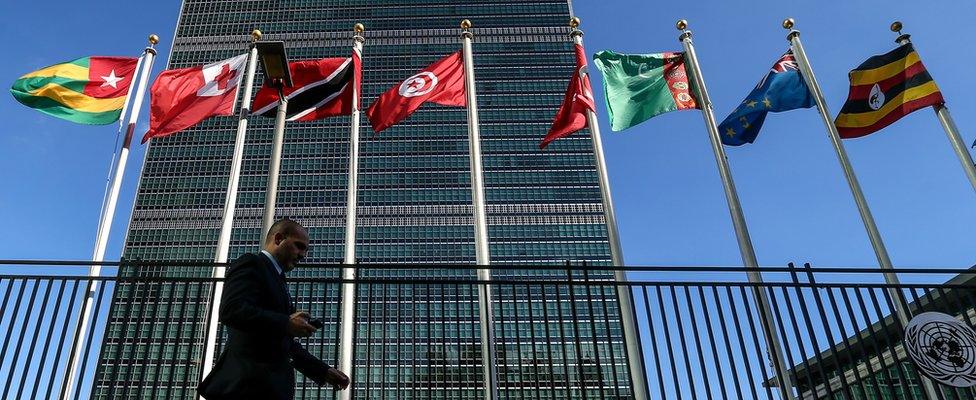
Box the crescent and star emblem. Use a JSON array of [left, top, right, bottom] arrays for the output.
[[399, 72, 438, 97]]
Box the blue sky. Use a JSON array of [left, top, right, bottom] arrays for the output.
[[1, 0, 974, 270]]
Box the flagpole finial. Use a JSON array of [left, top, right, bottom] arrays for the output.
[[148, 34, 159, 45], [251, 30, 262, 42], [354, 23, 365, 33], [890, 21, 911, 44], [461, 19, 472, 30], [782, 18, 795, 30], [676, 19, 688, 31], [570, 17, 581, 28]]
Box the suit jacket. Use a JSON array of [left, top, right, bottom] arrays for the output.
[[198, 253, 331, 400]]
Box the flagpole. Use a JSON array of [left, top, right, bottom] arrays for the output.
[[337, 23, 365, 400], [61, 34, 158, 400], [887, 21, 976, 194], [260, 80, 290, 237], [460, 19, 499, 400], [199, 30, 262, 390], [570, 17, 648, 400], [786, 17, 941, 399], [676, 20, 796, 399], [783, 18, 913, 320]]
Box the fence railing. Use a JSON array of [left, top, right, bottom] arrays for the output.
[[0, 260, 974, 400]]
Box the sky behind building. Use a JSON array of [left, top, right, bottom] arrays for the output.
[[1, 0, 974, 271]]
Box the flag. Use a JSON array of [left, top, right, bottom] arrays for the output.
[[10, 56, 139, 125], [835, 43, 944, 139], [540, 44, 596, 149], [591, 50, 698, 132], [143, 54, 248, 143], [717, 50, 815, 146], [252, 51, 361, 121], [366, 51, 466, 133]]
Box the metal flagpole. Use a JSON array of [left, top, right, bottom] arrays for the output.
[[786, 18, 941, 398], [460, 19, 499, 400], [199, 30, 262, 389], [888, 21, 976, 194], [569, 17, 649, 400], [260, 82, 290, 237], [783, 18, 914, 324], [676, 20, 797, 400], [337, 23, 365, 400], [61, 34, 158, 400]]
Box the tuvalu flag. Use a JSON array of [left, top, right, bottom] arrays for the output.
[[10, 56, 138, 125], [717, 50, 814, 146], [366, 51, 466, 133], [252, 50, 361, 121], [835, 43, 944, 138], [591, 50, 698, 132]]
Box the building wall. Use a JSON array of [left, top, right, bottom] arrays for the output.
[[94, 1, 632, 398]]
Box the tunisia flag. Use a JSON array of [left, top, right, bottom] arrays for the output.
[[143, 54, 248, 143], [540, 44, 596, 149], [366, 51, 466, 133]]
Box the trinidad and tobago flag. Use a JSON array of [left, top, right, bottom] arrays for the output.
[[252, 49, 361, 121]]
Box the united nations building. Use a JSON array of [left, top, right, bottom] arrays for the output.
[[91, 1, 638, 399]]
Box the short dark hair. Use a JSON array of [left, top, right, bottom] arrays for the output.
[[265, 218, 305, 244]]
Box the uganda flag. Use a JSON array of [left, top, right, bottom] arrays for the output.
[[10, 56, 139, 125], [835, 44, 943, 138]]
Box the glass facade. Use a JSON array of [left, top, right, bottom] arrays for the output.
[[94, 1, 633, 399]]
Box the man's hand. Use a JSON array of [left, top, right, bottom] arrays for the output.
[[324, 367, 350, 390], [286, 311, 317, 337]]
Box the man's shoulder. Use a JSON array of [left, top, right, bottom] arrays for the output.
[[229, 253, 266, 270]]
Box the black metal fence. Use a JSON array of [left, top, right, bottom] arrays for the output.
[[1, 260, 975, 400]]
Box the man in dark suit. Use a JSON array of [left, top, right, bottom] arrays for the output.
[[199, 218, 350, 400]]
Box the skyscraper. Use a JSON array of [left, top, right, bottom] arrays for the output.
[[94, 1, 635, 399]]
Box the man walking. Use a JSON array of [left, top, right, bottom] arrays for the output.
[[199, 218, 350, 399]]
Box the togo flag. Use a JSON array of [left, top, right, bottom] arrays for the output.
[[592, 50, 699, 131], [10, 56, 139, 125]]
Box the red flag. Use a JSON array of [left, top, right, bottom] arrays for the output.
[[541, 44, 596, 149], [143, 54, 248, 143], [252, 50, 361, 121], [366, 51, 466, 133]]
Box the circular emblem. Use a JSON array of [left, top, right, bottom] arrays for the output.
[[672, 82, 689, 90], [868, 83, 885, 111], [399, 72, 438, 97], [677, 93, 693, 103], [905, 312, 976, 387]]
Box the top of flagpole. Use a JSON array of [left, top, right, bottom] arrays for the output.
[[569, 17, 582, 37], [676, 19, 691, 41], [460, 19, 473, 39], [353, 23, 365, 44], [891, 21, 912, 44], [251, 29, 262, 42], [147, 34, 159, 55], [783, 18, 800, 41]]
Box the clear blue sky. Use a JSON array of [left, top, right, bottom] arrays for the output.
[[1, 0, 974, 269]]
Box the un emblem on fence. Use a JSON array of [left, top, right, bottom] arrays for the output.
[[905, 312, 976, 387]]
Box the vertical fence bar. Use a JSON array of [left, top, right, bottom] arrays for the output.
[[866, 287, 926, 400], [643, 286, 668, 400], [695, 286, 729, 399], [16, 279, 54, 400], [766, 285, 821, 399], [710, 286, 749, 399], [799, 264, 857, 399], [32, 279, 67, 399], [682, 285, 714, 399], [733, 286, 778, 400]]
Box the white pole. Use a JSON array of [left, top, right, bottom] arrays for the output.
[[460, 19, 498, 400], [676, 20, 797, 400], [569, 18, 648, 400], [783, 19, 912, 325], [785, 18, 944, 400], [886, 22, 976, 194], [199, 30, 262, 390], [260, 87, 289, 237], [337, 23, 365, 400], [934, 105, 976, 193], [62, 34, 158, 400]]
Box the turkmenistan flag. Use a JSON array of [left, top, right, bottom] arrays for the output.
[[592, 50, 699, 131], [10, 56, 139, 125]]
